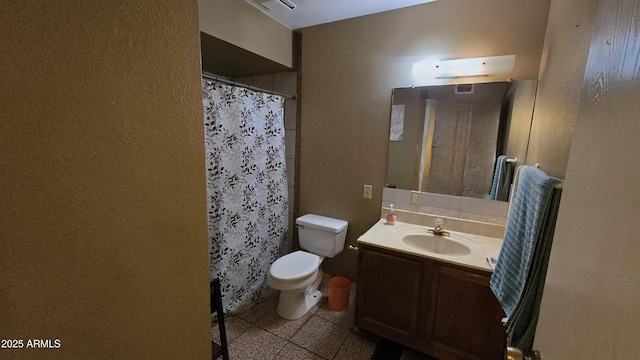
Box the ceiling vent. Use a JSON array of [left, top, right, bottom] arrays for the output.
[[246, 0, 296, 14], [455, 84, 474, 94]]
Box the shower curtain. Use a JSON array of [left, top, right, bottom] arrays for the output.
[[202, 79, 289, 313]]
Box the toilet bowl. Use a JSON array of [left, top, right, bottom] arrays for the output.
[[267, 251, 324, 320], [268, 214, 348, 320]]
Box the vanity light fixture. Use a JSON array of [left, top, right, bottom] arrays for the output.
[[412, 55, 516, 83]]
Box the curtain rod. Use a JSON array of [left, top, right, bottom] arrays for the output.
[[201, 71, 296, 100]]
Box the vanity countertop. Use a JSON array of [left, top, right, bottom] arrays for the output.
[[357, 219, 503, 272]]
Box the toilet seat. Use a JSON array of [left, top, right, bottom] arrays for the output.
[[270, 250, 320, 282]]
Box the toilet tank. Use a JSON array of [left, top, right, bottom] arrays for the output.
[[296, 214, 348, 258]]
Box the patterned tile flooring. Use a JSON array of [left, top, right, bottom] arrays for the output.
[[211, 277, 377, 360]]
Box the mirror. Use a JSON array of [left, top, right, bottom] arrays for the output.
[[386, 80, 537, 201]]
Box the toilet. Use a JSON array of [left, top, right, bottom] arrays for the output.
[[268, 214, 348, 320]]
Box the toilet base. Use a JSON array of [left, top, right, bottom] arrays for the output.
[[276, 268, 324, 320], [276, 289, 322, 320]]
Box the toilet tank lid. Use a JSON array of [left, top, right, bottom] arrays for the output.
[[296, 214, 348, 233]]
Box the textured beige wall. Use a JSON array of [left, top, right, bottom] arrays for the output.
[[387, 88, 423, 190], [300, 0, 551, 279], [525, 0, 598, 178], [199, 0, 293, 68], [535, 0, 640, 357], [0, 1, 211, 358], [504, 80, 538, 165]]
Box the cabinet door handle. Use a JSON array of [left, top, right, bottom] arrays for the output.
[[506, 347, 541, 360], [506, 347, 523, 360], [348, 244, 359, 251]]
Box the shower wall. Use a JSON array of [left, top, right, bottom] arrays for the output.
[[424, 84, 505, 199]]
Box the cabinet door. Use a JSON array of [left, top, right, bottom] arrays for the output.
[[429, 266, 506, 360], [356, 247, 424, 345]]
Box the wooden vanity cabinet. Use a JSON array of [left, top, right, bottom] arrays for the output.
[[356, 244, 506, 360], [355, 245, 429, 343]]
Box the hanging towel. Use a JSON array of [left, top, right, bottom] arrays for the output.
[[508, 165, 526, 206], [497, 160, 514, 201], [489, 164, 525, 271], [490, 166, 563, 351], [506, 188, 562, 351], [505, 165, 527, 226], [489, 155, 513, 201]]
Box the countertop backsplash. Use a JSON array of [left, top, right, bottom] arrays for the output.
[[382, 188, 508, 238]]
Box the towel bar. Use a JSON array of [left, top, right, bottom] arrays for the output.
[[531, 163, 564, 189]]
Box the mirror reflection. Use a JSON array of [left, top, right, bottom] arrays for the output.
[[386, 80, 537, 201]]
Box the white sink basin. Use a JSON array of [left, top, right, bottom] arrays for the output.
[[357, 221, 504, 271], [401, 234, 471, 256], [392, 228, 482, 257]]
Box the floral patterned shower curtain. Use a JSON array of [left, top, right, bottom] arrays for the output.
[[202, 79, 289, 313]]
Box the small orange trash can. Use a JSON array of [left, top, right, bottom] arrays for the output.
[[328, 276, 351, 311]]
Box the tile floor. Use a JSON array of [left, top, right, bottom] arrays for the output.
[[212, 276, 435, 360], [211, 276, 377, 360]]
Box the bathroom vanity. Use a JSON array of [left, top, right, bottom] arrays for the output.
[[355, 219, 506, 360]]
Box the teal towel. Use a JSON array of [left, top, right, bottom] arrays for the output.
[[490, 166, 563, 351], [489, 155, 513, 201], [506, 188, 562, 351]]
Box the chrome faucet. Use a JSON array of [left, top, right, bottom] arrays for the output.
[[428, 218, 450, 236]]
